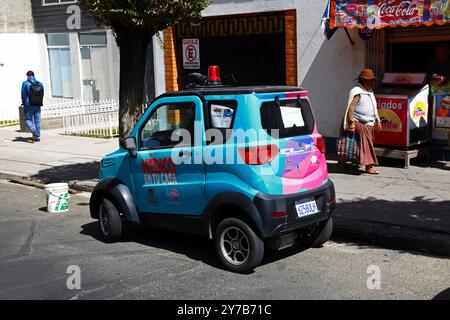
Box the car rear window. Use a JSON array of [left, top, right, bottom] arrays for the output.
[[260, 98, 314, 138]]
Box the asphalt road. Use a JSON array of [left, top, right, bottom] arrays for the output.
[[0, 180, 449, 300]]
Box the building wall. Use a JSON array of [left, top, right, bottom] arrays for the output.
[[0, 2, 42, 119], [0, 1, 122, 121], [0, 0, 34, 33], [30, 0, 98, 33], [0, 33, 50, 120], [201, 0, 366, 138], [153, 33, 166, 97]]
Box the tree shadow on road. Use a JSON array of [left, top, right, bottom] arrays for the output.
[[80, 221, 311, 273], [414, 160, 450, 171], [333, 196, 450, 258], [327, 152, 450, 174], [31, 161, 100, 184]]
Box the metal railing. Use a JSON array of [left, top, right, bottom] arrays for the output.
[[0, 99, 119, 121], [60, 99, 119, 138], [1, 99, 121, 138], [42, 99, 119, 119], [63, 111, 119, 138], [0, 107, 19, 122]]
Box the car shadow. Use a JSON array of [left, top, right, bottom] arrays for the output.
[[80, 221, 313, 273], [432, 287, 450, 300], [81, 221, 224, 271]]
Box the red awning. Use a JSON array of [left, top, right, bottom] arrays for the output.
[[329, 0, 450, 29]]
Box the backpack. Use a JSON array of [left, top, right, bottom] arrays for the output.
[[28, 80, 44, 106]]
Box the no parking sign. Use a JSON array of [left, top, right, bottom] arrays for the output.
[[182, 38, 200, 70]]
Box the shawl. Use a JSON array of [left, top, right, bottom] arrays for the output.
[[343, 85, 380, 131]]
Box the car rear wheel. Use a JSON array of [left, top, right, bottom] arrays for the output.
[[98, 198, 122, 243], [214, 218, 264, 274], [299, 217, 333, 248]]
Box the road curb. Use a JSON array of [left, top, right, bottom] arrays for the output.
[[334, 217, 450, 257], [0, 172, 94, 194]]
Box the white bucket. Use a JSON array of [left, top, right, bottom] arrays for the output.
[[45, 183, 70, 213]]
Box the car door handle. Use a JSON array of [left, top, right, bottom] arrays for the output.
[[179, 151, 192, 158]]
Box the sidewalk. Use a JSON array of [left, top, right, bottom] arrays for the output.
[[329, 159, 450, 257], [0, 125, 117, 191], [1, 125, 450, 257]]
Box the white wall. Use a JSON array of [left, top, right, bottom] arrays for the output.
[[203, 0, 366, 137], [297, 3, 366, 138], [153, 33, 166, 97], [0, 33, 50, 120]]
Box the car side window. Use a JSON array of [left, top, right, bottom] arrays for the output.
[[140, 103, 195, 150], [206, 100, 237, 145], [209, 101, 237, 129]]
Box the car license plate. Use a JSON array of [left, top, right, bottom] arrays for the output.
[[295, 198, 319, 218]]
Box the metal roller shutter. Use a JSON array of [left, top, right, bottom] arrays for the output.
[[387, 25, 450, 43], [366, 29, 387, 84]]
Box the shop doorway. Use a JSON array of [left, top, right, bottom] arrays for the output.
[[179, 33, 286, 87], [388, 41, 450, 73], [173, 11, 295, 89]]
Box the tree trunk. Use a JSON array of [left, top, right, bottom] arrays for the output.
[[115, 27, 152, 139]]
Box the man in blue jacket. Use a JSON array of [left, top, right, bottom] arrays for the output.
[[21, 71, 44, 142]]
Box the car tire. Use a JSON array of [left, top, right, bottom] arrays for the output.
[[98, 198, 122, 243], [299, 217, 333, 248], [214, 218, 264, 274]]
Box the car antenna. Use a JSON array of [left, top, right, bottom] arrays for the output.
[[275, 95, 281, 107]]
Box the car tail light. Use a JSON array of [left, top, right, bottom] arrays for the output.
[[326, 189, 335, 205], [272, 211, 287, 218], [316, 136, 326, 154], [238, 144, 279, 165], [327, 194, 335, 205]]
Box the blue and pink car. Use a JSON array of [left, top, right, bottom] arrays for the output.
[[90, 80, 336, 273]]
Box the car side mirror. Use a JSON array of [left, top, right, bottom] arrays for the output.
[[120, 137, 137, 158]]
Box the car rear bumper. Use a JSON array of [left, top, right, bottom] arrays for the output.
[[253, 180, 335, 239]]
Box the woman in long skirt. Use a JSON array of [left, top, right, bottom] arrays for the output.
[[340, 69, 382, 174]]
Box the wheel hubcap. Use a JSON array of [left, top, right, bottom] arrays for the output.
[[99, 204, 110, 236], [220, 227, 250, 266]]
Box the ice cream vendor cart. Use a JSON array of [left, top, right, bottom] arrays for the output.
[[430, 79, 450, 145], [374, 73, 430, 149]]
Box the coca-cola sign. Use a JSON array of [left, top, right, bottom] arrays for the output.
[[378, 0, 419, 21], [330, 0, 450, 29]]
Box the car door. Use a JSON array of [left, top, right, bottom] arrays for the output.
[[130, 95, 206, 216]]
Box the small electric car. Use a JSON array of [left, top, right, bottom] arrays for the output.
[[90, 74, 335, 273]]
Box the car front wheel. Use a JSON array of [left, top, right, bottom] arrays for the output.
[[214, 218, 264, 274], [98, 198, 122, 243]]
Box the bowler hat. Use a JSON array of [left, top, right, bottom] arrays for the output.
[[356, 69, 377, 80]]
